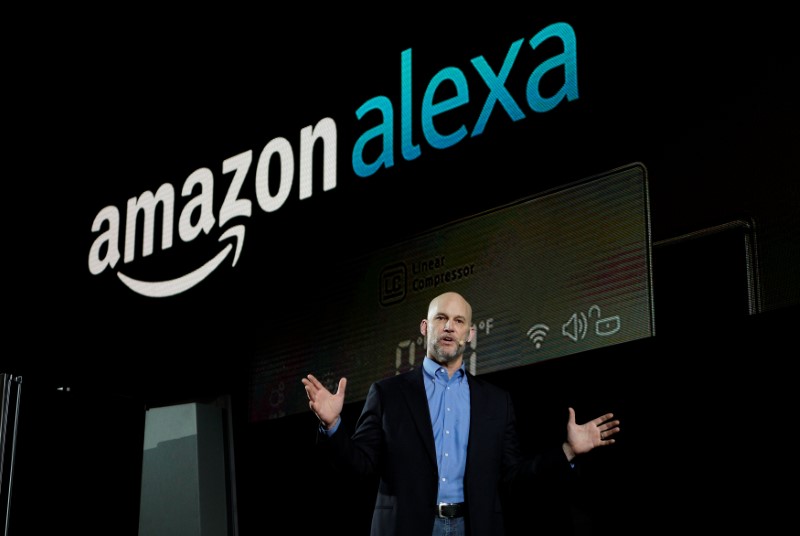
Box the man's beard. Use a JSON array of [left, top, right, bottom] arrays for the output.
[[431, 339, 462, 364]]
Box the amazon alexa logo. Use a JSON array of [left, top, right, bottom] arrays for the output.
[[380, 262, 406, 306]]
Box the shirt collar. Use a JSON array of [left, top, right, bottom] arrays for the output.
[[423, 356, 466, 381]]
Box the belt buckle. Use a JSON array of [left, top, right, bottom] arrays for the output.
[[437, 502, 454, 518]]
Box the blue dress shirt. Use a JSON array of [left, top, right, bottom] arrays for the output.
[[422, 357, 470, 504]]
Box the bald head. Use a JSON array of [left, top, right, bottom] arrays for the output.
[[427, 292, 473, 325]]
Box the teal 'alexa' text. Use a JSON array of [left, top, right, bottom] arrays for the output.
[[352, 21, 578, 178]]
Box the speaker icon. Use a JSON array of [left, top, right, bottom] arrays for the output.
[[562, 312, 588, 342], [526, 323, 550, 350]]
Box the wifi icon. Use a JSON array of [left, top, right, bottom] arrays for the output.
[[526, 323, 550, 350]]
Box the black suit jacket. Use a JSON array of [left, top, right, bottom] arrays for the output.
[[317, 365, 574, 536]]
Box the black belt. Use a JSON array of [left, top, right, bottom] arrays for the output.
[[436, 502, 465, 518]]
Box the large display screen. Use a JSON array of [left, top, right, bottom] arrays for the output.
[[248, 162, 654, 421]]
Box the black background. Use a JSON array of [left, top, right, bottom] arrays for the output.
[[4, 7, 798, 535]]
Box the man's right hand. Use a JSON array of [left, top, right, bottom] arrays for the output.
[[302, 374, 347, 430]]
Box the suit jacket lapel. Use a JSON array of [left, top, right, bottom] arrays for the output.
[[400, 366, 437, 467], [466, 373, 488, 458]]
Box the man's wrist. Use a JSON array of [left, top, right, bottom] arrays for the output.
[[320, 416, 341, 435], [562, 441, 576, 463]]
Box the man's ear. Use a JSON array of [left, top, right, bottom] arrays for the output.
[[420, 319, 428, 337], [467, 325, 476, 343]]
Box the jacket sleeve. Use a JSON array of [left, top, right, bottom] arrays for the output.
[[316, 382, 384, 477], [499, 388, 574, 484]]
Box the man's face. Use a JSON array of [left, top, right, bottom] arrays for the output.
[[425, 294, 472, 364]]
